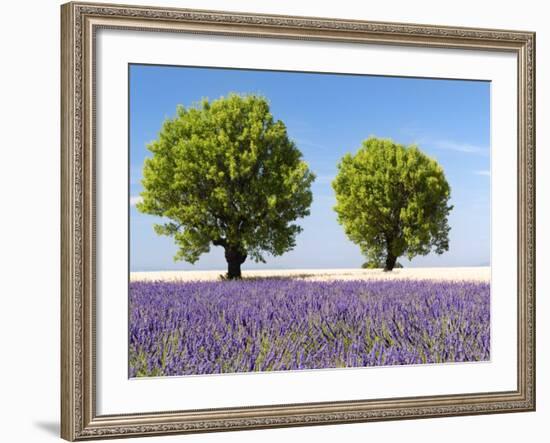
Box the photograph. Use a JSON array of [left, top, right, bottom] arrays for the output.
[[128, 64, 491, 378], [57, 2, 536, 440]]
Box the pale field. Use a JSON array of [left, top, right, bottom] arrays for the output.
[[130, 266, 490, 283]]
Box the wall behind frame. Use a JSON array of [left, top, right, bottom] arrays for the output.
[[0, 0, 546, 442]]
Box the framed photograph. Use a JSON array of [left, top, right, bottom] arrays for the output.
[[61, 1, 536, 440]]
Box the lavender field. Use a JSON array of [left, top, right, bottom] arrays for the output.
[[129, 279, 490, 377]]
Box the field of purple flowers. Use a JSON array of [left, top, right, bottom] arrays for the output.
[[129, 279, 490, 377]]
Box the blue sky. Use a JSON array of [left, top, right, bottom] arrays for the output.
[[129, 64, 490, 271]]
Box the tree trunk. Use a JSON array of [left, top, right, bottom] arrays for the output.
[[224, 247, 247, 279], [384, 252, 397, 272]]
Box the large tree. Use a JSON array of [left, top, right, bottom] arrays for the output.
[[332, 137, 453, 271], [137, 94, 315, 279]]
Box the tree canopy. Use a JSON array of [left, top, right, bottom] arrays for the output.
[[332, 137, 453, 271], [137, 93, 315, 279]]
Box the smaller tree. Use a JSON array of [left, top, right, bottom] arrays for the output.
[[333, 137, 453, 271]]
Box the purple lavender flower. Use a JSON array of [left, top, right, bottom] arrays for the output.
[[129, 279, 490, 377]]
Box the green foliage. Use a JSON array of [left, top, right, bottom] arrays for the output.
[[333, 137, 453, 271], [137, 94, 315, 275]]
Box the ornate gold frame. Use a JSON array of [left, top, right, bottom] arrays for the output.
[[61, 2, 536, 440]]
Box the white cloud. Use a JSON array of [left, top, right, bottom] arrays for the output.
[[293, 137, 330, 152], [473, 170, 491, 176], [405, 132, 489, 156], [435, 140, 488, 155], [130, 195, 143, 206]]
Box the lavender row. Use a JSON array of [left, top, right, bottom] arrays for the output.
[[129, 279, 490, 377]]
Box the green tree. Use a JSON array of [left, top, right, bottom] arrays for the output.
[[332, 137, 453, 271], [137, 94, 315, 279]]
